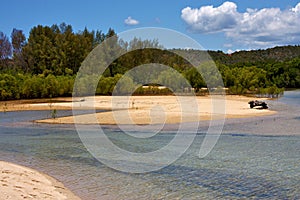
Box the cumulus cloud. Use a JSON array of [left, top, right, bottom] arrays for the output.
[[124, 16, 139, 26], [292, 3, 300, 12], [181, 1, 239, 33], [181, 2, 300, 48]]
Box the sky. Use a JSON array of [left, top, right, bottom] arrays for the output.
[[1, 0, 300, 53]]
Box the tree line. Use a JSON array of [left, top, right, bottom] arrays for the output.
[[1, 23, 299, 100]]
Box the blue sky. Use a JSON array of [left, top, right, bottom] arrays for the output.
[[1, 0, 300, 52]]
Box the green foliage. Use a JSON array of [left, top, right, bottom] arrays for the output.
[[157, 70, 189, 92], [0, 73, 19, 100], [96, 76, 116, 95], [134, 86, 172, 95], [1, 23, 300, 100], [197, 61, 224, 89], [22, 75, 44, 98], [114, 74, 136, 95], [73, 74, 99, 96], [18, 23, 108, 75], [257, 86, 284, 98], [0, 72, 74, 100], [96, 74, 129, 95]]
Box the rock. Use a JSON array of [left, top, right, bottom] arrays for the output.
[[248, 100, 268, 109]]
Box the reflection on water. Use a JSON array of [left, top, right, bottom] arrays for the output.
[[0, 92, 299, 199]]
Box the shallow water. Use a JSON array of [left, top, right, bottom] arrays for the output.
[[0, 92, 299, 199]]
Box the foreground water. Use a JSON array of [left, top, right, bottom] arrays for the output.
[[0, 91, 299, 199]]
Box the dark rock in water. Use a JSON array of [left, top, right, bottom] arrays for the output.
[[248, 100, 268, 109]]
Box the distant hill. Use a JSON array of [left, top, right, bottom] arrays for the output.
[[207, 45, 300, 66]]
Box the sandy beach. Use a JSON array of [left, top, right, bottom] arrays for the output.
[[13, 95, 276, 125], [0, 161, 80, 200]]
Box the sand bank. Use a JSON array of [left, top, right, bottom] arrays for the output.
[[0, 98, 74, 112], [0, 161, 80, 200], [23, 95, 277, 125]]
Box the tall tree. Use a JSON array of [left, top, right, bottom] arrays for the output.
[[106, 28, 116, 38], [22, 25, 56, 73], [94, 30, 105, 47], [103, 28, 120, 77], [11, 29, 26, 55], [0, 31, 12, 68], [11, 29, 26, 70]]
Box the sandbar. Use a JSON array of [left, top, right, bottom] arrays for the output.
[[0, 95, 276, 125]]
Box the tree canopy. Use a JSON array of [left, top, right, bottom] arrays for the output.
[[0, 23, 299, 100]]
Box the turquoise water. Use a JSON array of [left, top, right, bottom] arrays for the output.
[[0, 92, 299, 199]]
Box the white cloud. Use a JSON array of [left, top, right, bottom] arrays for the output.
[[181, 1, 239, 33], [292, 3, 300, 12], [181, 2, 300, 48], [227, 49, 234, 54], [227, 49, 241, 54], [124, 16, 139, 26]]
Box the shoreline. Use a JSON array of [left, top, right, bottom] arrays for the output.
[[0, 161, 80, 200], [0, 95, 276, 125]]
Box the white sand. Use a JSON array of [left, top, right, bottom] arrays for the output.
[[33, 95, 276, 125], [0, 161, 80, 200]]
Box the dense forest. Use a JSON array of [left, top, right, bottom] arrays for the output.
[[0, 23, 300, 100]]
